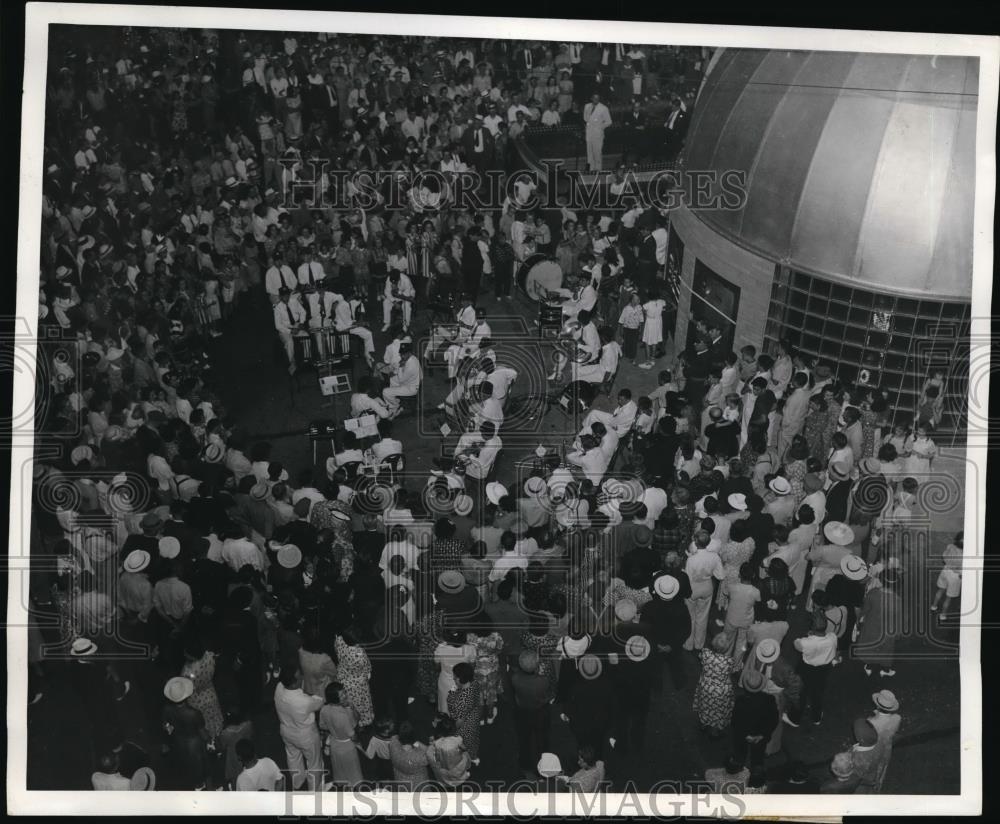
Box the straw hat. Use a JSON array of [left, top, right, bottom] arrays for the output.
[[437, 570, 465, 595], [625, 635, 651, 662], [537, 753, 562, 777], [840, 554, 868, 581], [158, 536, 180, 559], [203, 442, 225, 464], [859, 457, 882, 476], [614, 598, 637, 622], [453, 494, 474, 516], [560, 634, 591, 658], [653, 575, 679, 600], [828, 461, 851, 481], [768, 476, 791, 496], [823, 521, 855, 546], [250, 482, 269, 501], [485, 482, 508, 505], [743, 669, 765, 693], [130, 767, 156, 791], [727, 493, 747, 511], [163, 676, 194, 703], [755, 638, 780, 663], [577, 654, 602, 680], [276, 544, 302, 569], [123, 549, 151, 574], [524, 476, 547, 498], [872, 689, 900, 713], [70, 637, 97, 657]]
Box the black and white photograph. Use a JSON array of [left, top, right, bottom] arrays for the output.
[[5, 4, 994, 817]]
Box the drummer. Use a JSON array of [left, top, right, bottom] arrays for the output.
[[296, 247, 326, 288], [559, 265, 599, 323], [302, 279, 336, 329], [272, 286, 307, 375], [548, 309, 600, 382], [377, 325, 412, 378], [332, 284, 376, 370], [426, 293, 476, 362]]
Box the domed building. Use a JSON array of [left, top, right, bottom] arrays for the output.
[[669, 48, 976, 442]]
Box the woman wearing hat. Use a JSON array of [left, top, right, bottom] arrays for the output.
[[693, 631, 740, 737], [162, 675, 211, 789], [856, 569, 903, 678]]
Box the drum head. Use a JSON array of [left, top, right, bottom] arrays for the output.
[[523, 259, 564, 302]]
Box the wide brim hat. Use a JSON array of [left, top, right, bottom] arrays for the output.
[[485, 482, 507, 505], [130, 767, 156, 791], [453, 494, 474, 516], [824, 521, 856, 546], [727, 493, 747, 511], [577, 654, 602, 680], [840, 554, 868, 580], [828, 461, 851, 481], [614, 598, 637, 622], [158, 536, 180, 559], [70, 637, 98, 657], [123, 549, 151, 574], [633, 525, 653, 547], [524, 476, 547, 498], [163, 675, 194, 703], [276, 544, 302, 569], [755, 638, 780, 663], [653, 574, 679, 600], [768, 476, 791, 496], [872, 689, 900, 713], [204, 443, 224, 463], [743, 669, 766, 693], [250, 483, 270, 501], [859, 457, 882, 476], [437, 570, 465, 595], [625, 634, 651, 662], [561, 634, 591, 658], [537, 752, 562, 777]]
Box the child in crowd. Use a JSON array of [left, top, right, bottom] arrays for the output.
[[639, 287, 665, 370], [931, 532, 963, 622], [618, 292, 644, 365]]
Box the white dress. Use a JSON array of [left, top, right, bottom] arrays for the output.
[[904, 436, 937, 482], [642, 299, 665, 345]]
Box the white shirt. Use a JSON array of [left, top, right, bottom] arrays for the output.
[[372, 437, 404, 462], [273, 299, 306, 333], [351, 393, 391, 419], [652, 227, 668, 265], [465, 436, 502, 480], [639, 486, 669, 529], [567, 447, 608, 485], [481, 366, 517, 399], [265, 264, 297, 295], [389, 357, 422, 391], [236, 758, 283, 791], [221, 538, 263, 573], [296, 261, 325, 287], [380, 539, 421, 571], [794, 632, 838, 666], [583, 101, 612, 132], [273, 684, 323, 736]]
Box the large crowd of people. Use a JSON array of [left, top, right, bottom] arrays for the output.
[[27, 26, 955, 796]]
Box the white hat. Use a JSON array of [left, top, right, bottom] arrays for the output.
[[70, 445, 94, 466], [524, 476, 547, 498], [537, 752, 562, 777], [158, 536, 181, 559], [872, 689, 900, 712], [841, 554, 868, 581], [123, 549, 151, 574], [276, 544, 302, 569], [70, 637, 97, 657], [55, 265, 71, 279], [163, 676, 194, 703], [560, 634, 591, 658], [614, 598, 637, 622], [653, 574, 679, 600], [453, 494, 474, 517], [824, 521, 856, 547], [485, 482, 508, 505], [626, 634, 651, 662], [203, 442, 224, 463], [768, 476, 791, 496], [755, 638, 780, 663], [727, 493, 747, 511]]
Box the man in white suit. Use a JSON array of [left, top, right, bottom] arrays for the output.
[[583, 93, 612, 172]]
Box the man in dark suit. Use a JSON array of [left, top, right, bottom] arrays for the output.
[[621, 98, 648, 165], [313, 74, 340, 133], [515, 43, 537, 80], [462, 114, 495, 176], [665, 95, 690, 160]]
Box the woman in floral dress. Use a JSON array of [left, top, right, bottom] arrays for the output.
[[520, 618, 560, 698], [414, 606, 445, 705], [446, 663, 483, 763], [180, 640, 224, 739], [802, 395, 828, 463], [858, 391, 882, 460], [333, 630, 374, 726], [467, 616, 504, 724], [693, 631, 740, 736], [783, 440, 810, 507], [820, 388, 844, 467]]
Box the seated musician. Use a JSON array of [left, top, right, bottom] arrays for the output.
[[559, 254, 599, 321], [566, 433, 609, 486], [302, 279, 337, 331], [371, 419, 403, 462], [378, 325, 412, 376], [574, 420, 619, 463], [571, 326, 621, 384], [382, 269, 416, 332], [427, 293, 476, 362], [351, 374, 392, 419], [582, 388, 639, 437], [332, 284, 376, 370], [326, 432, 365, 480], [444, 308, 492, 379], [382, 343, 422, 417], [549, 309, 600, 382]]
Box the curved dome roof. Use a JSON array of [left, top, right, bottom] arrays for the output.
[[680, 49, 977, 301]]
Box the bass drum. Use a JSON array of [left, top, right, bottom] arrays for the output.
[[517, 253, 564, 302]]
